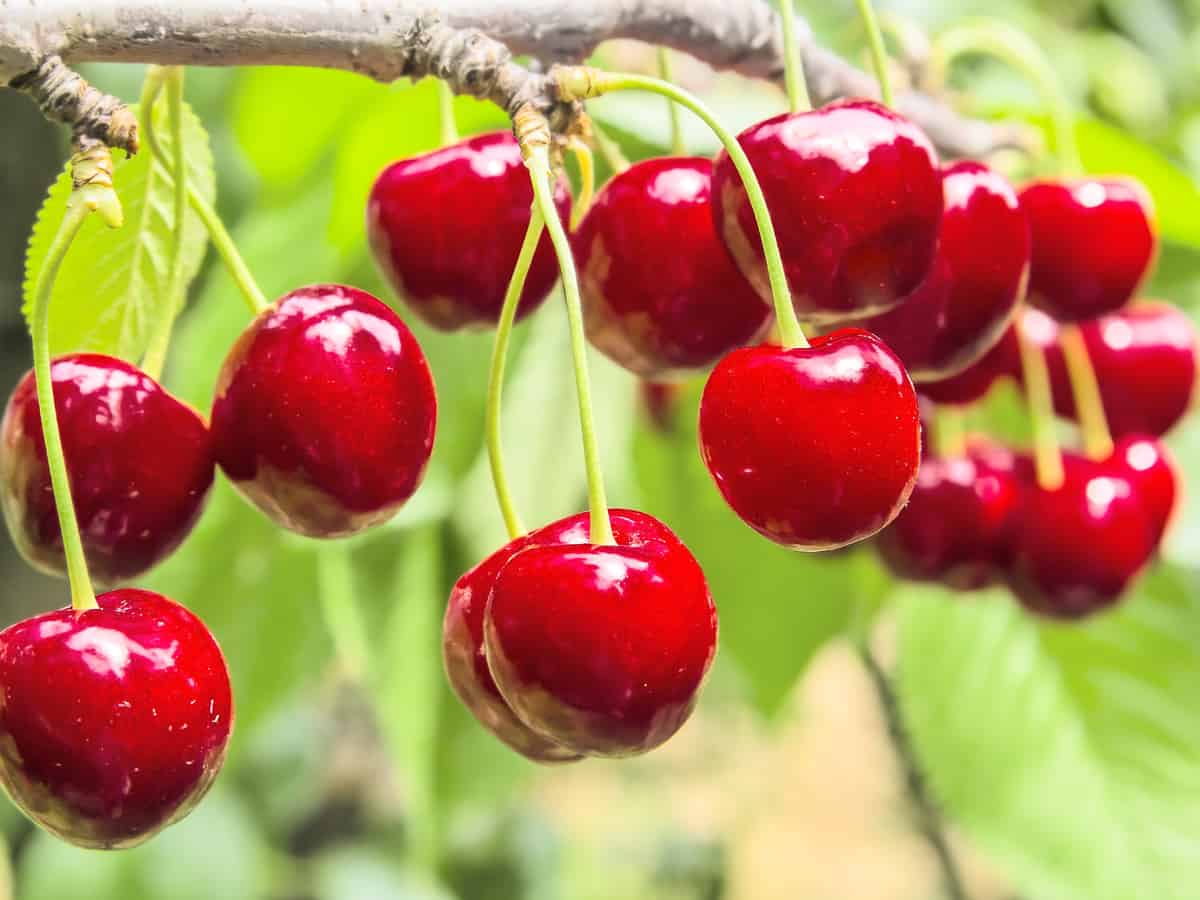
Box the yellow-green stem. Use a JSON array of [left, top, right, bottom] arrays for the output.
[[487, 205, 545, 540], [1016, 311, 1065, 490], [779, 0, 814, 112], [437, 78, 459, 146], [317, 543, 371, 680], [1059, 324, 1113, 460], [588, 116, 631, 174], [569, 141, 595, 230], [856, 0, 895, 106], [656, 47, 688, 153], [188, 188, 270, 315]]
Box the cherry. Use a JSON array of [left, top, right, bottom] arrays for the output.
[[367, 131, 571, 331], [1110, 435, 1180, 545], [211, 284, 436, 538], [1007, 453, 1155, 619], [918, 325, 1021, 406], [0, 588, 232, 849], [712, 99, 942, 322], [1019, 177, 1156, 322], [877, 441, 1021, 590], [483, 512, 716, 758], [573, 157, 770, 378], [639, 380, 687, 433], [0, 354, 214, 585], [698, 329, 921, 551], [853, 161, 1029, 381]]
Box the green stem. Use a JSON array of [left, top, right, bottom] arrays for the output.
[[1059, 324, 1113, 460], [934, 22, 1082, 175], [779, 0, 813, 112], [568, 140, 595, 230], [437, 78, 459, 146], [656, 47, 688, 153], [855, 0, 895, 106], [316, 543, 371, 680], [488, 205, 545, 540], [559, 69, 807, 349], [31, 200, 99, 612], [526, 147, 615, 545], [189, 188, 270, 315], [588, 116, 631, 174], [1016, 310, 1065, 490], [141, 67, 187, 381], [935, 405, 967, 458]]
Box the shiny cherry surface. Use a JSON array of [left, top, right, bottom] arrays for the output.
[[855, 161, 1029, 381], [918, 325, 1021, 406], [0, 589, 233, 849], [699, 330, 921, 550], [211, 284, 436, 538], [573, 157, 770, 379], [484, 514, 716, 758], [367, 131, 571, 331], [0, 354, 213, 584], [712, 99, 942, 322], [1111, 435, 1180, 545], [1019, 177, 1156, 322]]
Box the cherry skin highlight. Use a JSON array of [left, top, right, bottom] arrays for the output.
[[1110, 435, 1180, 545], [712, 99, 942, 322], [484, 513, 716, 758], [699, 330, 921, 551], [367, 131, 571, 331], [854, 161, 1029, 381], [0, 589, 233, 849], [211, 284, 437, 538], [1019, 177, 1156, 322], [573, 157, 770, 379], [0, 354, 214, 585]]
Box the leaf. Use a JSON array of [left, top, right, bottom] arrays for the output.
[[897, 565, 1200, 900], [21, 100, 216, 361]]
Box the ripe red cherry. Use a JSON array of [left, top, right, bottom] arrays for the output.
[[854, 161, 1029, 381], [1110, 435, 1180, 544], [1019, 177, 1156, 322], [699, 330, 921, 550], [483, 513, 716, 758], [712, 99, 942, 322], [1007, 454, 1155, 619], [876, 441, 1021, 590], [367, 131, 571, 331], [918, 325, 1021, 406], [0, 588, 233, 849], [211, 284, 436, 538], [0, 354, 213, 584], [573, 157, 770, 378]]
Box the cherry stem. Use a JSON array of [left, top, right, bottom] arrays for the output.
[[141, 66, 187, 381], [934, 21, 1082, 176], [1016, 310, 1065, 490], [559, 68, 808, 349], [487, 204, 545, 540], [935, 405, 967, 458], [523, 138, 615, 545], [588, 116, 631, 174], [568, 139, 595, 230], [1059, 324, 1114, 460], [656, 47, 688, 153], [437, 78, 459, 146], [316, 543, 371, 680], [855, 0, 895, 107], [778, 0, 813, 112], [189, 187, 270, 315]]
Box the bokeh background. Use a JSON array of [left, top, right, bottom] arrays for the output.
[[1, 0, 1199, 897]]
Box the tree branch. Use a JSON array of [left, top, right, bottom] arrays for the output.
[[2, 0, 1022, 159]]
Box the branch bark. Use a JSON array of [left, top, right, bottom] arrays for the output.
[[1, 0, 1022, 158]]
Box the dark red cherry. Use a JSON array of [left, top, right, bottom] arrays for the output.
[[877, 441, 1021, 590], [0, 354, 213, 585], [1007, 454, 1155, 619], [484, 513, 716, 758], [1110, 435, 1180, 544], [918, 325, 1021, 406], [854, 161, 1029, 381], [211, 284, 436, 538], [0, 588, 232, 849], [367, 131, 571, 331], [698, 330, 921, 550], [573, 157, 770, 378], [1019, 177, 1156, 322], [712, 99, 942, 322]]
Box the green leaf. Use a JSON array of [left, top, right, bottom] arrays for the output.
[[897, 565, 1200, 900], [21, 100, 216, 361]]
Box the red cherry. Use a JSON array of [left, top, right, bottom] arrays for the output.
[[483, 513, 716, 758], [0, 354, 213, 584], [367, 132, 571, 331], [712, 99, 942, 322], [1110, 435, 1180, 544], [698, 330, 921, 550], [0, 589, 233, 849], [1019, 178, 1156, 322], [1007, 453, 1155, 619], [573, 157, 770, 378], [211, 284, 436, 538], [855, 161, 1029, 381], [918, 325, 1021, 406], [877, 441, 1021, 590]]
